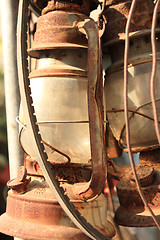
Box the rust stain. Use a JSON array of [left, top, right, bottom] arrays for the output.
[[103, 0, 155, 46], [0, 179, 90, 239], [28, 11, 89, 58], [115, 159, 160, 227], [7, 166, 31, 194]]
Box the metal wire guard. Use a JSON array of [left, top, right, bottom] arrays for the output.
[[124, 0, 160, 230]]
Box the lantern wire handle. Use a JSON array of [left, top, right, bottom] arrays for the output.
[[150, 0, 160, 145], [124, 0, 160, 230]]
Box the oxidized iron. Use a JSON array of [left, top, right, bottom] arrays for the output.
[[106, 124, 122, 159], [0, 179, 90, 240], [7, 166, 31, 194], [28, 0, 98, 58], [31, 0, 98, 15], [139, 149, 160, 165], [28, 11, 88, 58], [114, 150, 160, 227], [0, 166, 115, 239], [102, 0, 155, 49], [115, 162, 160, 227]]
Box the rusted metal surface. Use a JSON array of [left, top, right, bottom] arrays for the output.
[[25, 154, 91, 184], [115, 205, 160, 228], [55, 166, 85, 183], [28, 11, 89, 58], [31, 0, 98, 15], [70, 19, 106, 201], [115, 163, 160, 227], [29, 68, 87, 78], [17, 165, 27, 181], [7, 166, 31, 194], [139, 149, 160, 164], [106, 124, 122, 159], [130, 165, 154, 188], [0, 180, 91, 240], [102, 0, 155, 48], [0, 214, 92, 240], [123, 144, 160, 154], [42, 0, 91, 16], [0, 177, 115, 239]]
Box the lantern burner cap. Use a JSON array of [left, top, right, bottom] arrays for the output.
[[130, 165, 154, 188]]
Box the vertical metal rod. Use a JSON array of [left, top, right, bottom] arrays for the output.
[[150, 0, 160, 144], [1, 0, 23, 179]]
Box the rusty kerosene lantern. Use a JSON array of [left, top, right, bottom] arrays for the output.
[[0, 0, 115, 239], [103, 0, 160, 228]]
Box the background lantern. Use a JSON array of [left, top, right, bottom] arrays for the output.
[[0, 0, 116, 239], [103, 0, 160, 228], [103, 0, 159, 151]]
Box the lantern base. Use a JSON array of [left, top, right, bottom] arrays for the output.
[[115, 206, 160, 228], [0, 180, 91, 240], [0, 177, 115, 239], [0, 213, 89, 240], [115, 163, 160, 228]]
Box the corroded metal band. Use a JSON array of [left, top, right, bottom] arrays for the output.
[[31, 0, 98, 15], [123, 143, 160, 153], [102, 0, 155, 47], [139, 149, 160, 164], [42, 0, 91, 16], [28, 12, 89, 58], [105, 0, 128, 6], [29, 68, 87, 78], [117, 168, 160, 209], [0, 184, 90, 240], [115, 205, 160, 227]]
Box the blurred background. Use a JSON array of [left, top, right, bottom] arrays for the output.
[[0, 7, 13, 240]]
